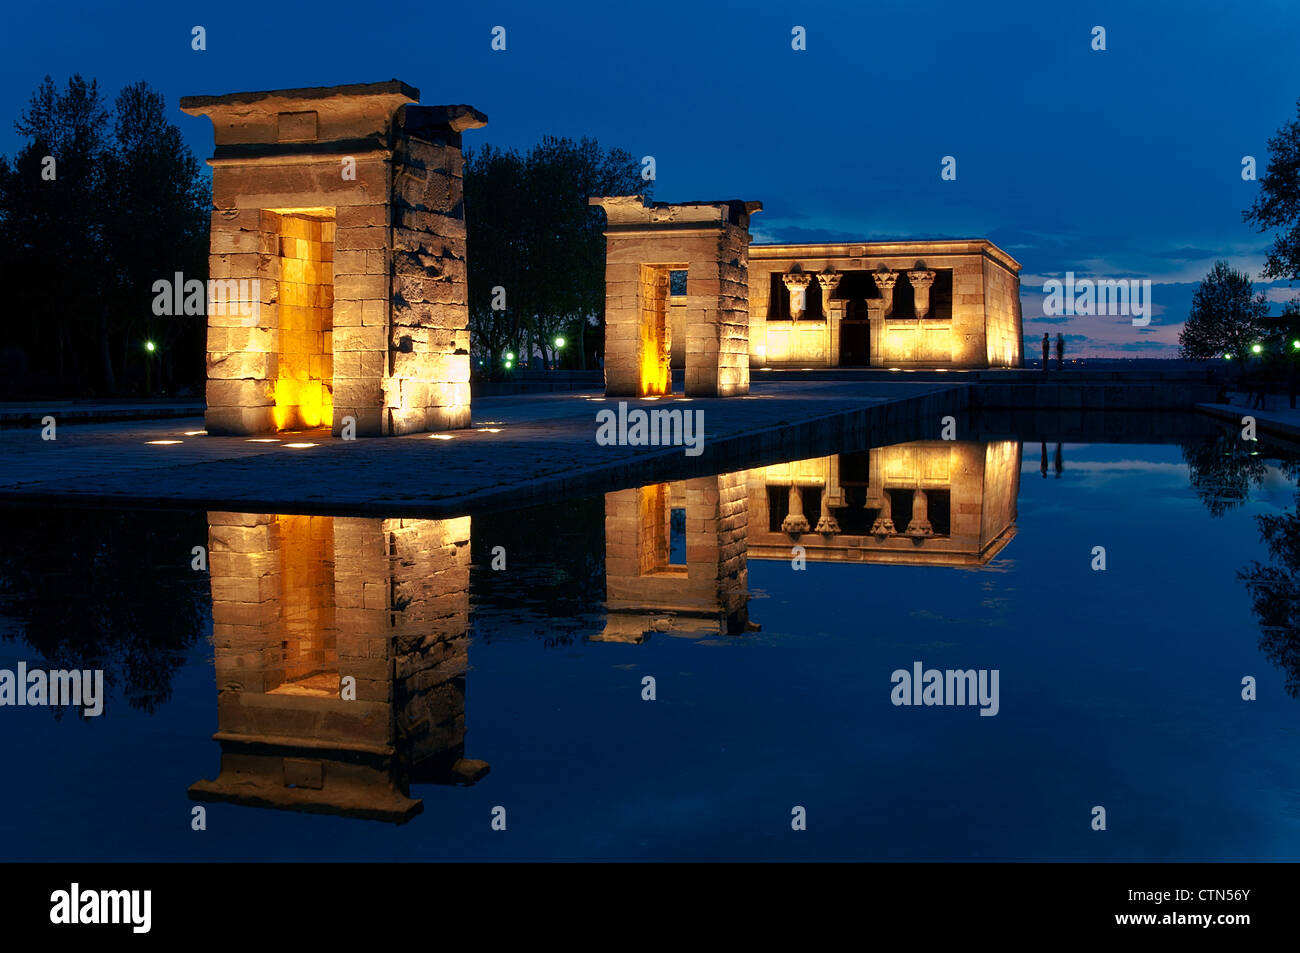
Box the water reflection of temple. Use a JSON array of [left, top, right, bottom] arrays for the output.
[[190, 513, 487, 824], [600, 442, 1020, 639], [748, 441, 1020, 567]]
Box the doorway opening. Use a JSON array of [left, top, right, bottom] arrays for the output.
[[638, 265, 673, 396], [273, 210, 335, 430]]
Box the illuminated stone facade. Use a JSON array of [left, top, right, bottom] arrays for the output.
[[191, 512, 487, 823], [743, 240, 1022, 370], [590, 196, 761, 397], [181, 81, 486, 436]]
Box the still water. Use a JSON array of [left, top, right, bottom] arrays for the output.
[[1, 425, 1298, 861]]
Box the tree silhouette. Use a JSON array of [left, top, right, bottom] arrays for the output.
[[1181, 429, 1270, 516], [1244, 97, 1300, 284], [1178, 260, 1270, 362], [0, 509, 210, 715], [0, 75, 208, 397], [1240, 490, 1300, 698], [464, 136, 645, 375]]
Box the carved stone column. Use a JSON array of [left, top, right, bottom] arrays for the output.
[[905, 488, 933, 537], [872, 270, 898, 318], [825, 454, 846, 508], [781, 483, 810, 534], [782, 272, 813, 320], [908, 270, 936, 318], [814, 482, 840, 535], [817, 270, 843, 362], [870, 488, 895, 537]]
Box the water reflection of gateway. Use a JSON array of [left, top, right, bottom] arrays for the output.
[[600, 442, 1020, 640], [190, 514, 488, 824], [599, 473, 751, 642]]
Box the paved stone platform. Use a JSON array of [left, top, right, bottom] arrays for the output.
[[0, 382, 965, 517], [0, 399, 205, 425]]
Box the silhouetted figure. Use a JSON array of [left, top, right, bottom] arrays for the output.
[[1040, 441, 1048, 478], [1042, 333, 1049, 372], [1251, 381, 1266, 410], [1054, 442, 1063, 478], [1056, 333, 1064, 370]]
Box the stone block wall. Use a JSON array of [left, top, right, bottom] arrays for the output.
[[387, 110, 473, 434], [982, 255, 1023, 367], [687, 224, 751, 397]]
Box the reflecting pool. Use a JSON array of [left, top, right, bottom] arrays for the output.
[[1, 423, 1298, 860]]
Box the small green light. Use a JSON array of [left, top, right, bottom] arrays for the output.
[[555, 336, 565, 348], [1252, 343, 1263, 354], [505, 352, 514, 362], [145, 340, 156, 352], [1224, 354, 1232, 360], [1292, 339, 1299, 350], [504, 360, 513, 369]]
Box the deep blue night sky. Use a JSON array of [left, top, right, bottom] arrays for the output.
[[2, 0, 1298, 355]]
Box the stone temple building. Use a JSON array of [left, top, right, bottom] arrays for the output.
[[593, 197, 1023, 397], [181, 81, 485, 437], [746, 241, 1023, 369]]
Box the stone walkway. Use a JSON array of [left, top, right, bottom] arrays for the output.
[[0, 399, 204, 425], [0, 381, 964, 516]]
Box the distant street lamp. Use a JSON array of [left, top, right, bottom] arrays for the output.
[[1292, 341, 1300, 408], [144, 339, 157, 395], [1252, 343, 1263, 354]]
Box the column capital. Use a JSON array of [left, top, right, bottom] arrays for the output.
[[905, 488, 933, 538], [782, 272, 813, 320], [909, 270, 936, 318], [872, 270, 898, 291], [816, 270, 842, 294], [781, 482, 810, 535]]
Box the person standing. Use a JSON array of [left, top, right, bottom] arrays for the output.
[[1056, 333, 1064, 370], [1042, 332, 1050, 372]]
